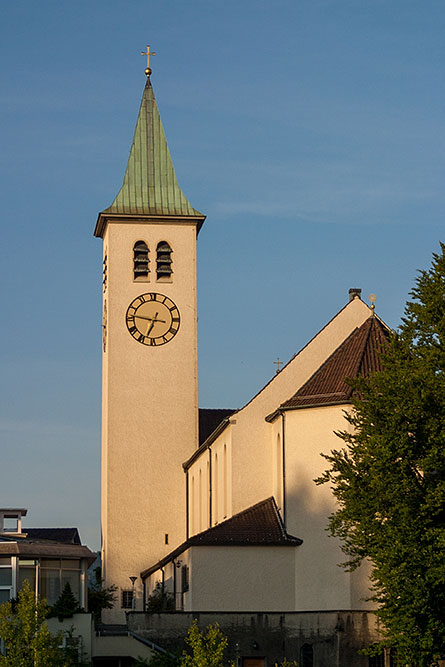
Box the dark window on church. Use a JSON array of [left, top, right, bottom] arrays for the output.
[[300, 644, 313, 667], [133, 241, 149, 281], [181, 564, 189, 593], [156, 241, 173, 281], [121, 589, 134, 609]]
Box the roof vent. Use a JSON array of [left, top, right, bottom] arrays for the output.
[[348, 288, 362, 301]]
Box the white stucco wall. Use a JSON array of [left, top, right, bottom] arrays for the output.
[[188, 297, 370, 532], [187, 546, 296, 611], [230, 297, 371, 520], [101, 220, 199, 621], [283, 404, 374, 611]]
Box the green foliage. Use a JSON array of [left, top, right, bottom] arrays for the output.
[[87, 566, 117, 622], [0, 579, 69, 666], [181, 620, 229, 667], [146, 582, 175, 612], [317, 245, 445, 666], [49, 582, 80, 621], [147, 651, 180, 667]]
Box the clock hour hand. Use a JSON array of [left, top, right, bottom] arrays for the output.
[[146, 313, 158, 336]]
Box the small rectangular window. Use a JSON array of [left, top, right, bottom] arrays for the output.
[[3, 517, 18, 532], [121, 590, 134, 609], [0, 569, 12, 587], [181, 565, 189, 593]]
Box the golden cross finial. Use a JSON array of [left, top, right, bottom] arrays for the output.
[[274, 358, 283, 374], [141, 45, 156, 76]]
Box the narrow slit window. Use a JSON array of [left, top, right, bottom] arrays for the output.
[[156, 241, 173, 281], [133, 241, 149, 281]]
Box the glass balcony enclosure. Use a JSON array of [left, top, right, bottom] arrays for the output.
[[0, 556, 85, 607]]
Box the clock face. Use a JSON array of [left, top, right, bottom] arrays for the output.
[[126, 293, 180, 346]]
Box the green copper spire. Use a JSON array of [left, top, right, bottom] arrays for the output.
[[100, 77, 203, 221]]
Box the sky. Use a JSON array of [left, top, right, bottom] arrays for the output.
[[1, 0, 444, 550]]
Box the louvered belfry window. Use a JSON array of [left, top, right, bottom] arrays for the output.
[[133, 241, 149, 280], [156, 241, 173, 280]]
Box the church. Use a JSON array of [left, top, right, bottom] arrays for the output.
[[94, 57, 390, 666]]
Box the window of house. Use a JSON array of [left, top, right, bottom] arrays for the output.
[[133, 241, 150, 280], [3, 516, 18, 532], [0, 557, 12, 604], [39, 558, 81, 605], [300, 643, 313, 667], [18, 560, 37, 593], [181, 565, 189, 593], [121, 589, 134, 609], [156, 241, 173, 281]]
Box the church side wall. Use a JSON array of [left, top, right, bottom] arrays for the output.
[[230, 298, 371, 521], [284, 405, 375, 612], [187, 546, 296, 611]]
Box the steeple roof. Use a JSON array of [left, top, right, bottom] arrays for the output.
[[95, 77, 204, 236]]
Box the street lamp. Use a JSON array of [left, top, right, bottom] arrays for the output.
[[129, 576, 137, 610]]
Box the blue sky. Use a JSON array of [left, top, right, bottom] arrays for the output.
[[1, 0, 444, 550]]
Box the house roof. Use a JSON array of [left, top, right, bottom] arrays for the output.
[[95, 77, 204, 237], [273, 315, 389, 414], [189, 497, 302, 547], [24, 528, 81, 545], [0, 536, 96, 564], [141, 497, 302, 579]]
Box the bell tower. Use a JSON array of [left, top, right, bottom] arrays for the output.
[[94, 60, 205, 620]]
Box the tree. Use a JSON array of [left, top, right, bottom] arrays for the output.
[[0, 580, 69, 666], [49, 582, 80, 621], [317, 245, 445, 666], [181, 620, 228, 667], [146, 582, 175, 613], [87, 566, 117, 622]]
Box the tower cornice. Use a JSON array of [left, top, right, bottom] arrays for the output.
[[94, 212, 206, 238]]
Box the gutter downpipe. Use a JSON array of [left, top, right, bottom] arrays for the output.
[[208, 448, 212, 527], [282, 411, 287, 528], [161, 566, 165, 608], [186, 471, 189, 540]]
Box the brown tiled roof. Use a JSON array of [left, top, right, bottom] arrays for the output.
[[189, 497, 302, 547], [280, 316, 389, 410], [199, 408, 236, 446], [141, 497, 301, 579]]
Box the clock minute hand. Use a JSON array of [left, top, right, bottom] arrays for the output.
[[134, 313, 166, 324]]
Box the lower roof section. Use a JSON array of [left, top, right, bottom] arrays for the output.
[[141, 497, 302, 580]]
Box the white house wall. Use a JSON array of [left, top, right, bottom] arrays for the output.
[[283, 404, 374, 611], [188, 427, 233, 534], [189, 298, 370, 531], [230, 298, 371, 519], [188, 546, 296, 611]]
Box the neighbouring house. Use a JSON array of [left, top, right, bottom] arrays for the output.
[[0, 508, 95, 608]]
